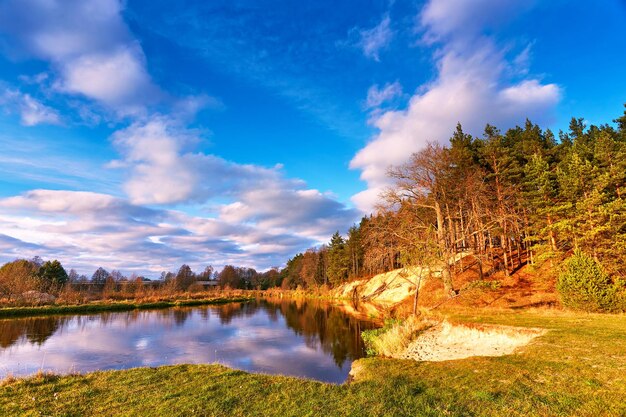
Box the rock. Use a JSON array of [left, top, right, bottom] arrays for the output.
[[21, 291, 56, 305]]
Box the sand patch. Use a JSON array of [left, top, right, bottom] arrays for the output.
[[399, 321, 546, 362]]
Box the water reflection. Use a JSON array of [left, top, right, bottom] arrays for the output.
[[0, 299, 376, 383]]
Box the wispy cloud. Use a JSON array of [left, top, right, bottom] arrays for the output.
[[0, 88, 61, 126], [352, 14, 394, 61], [0, 134, 120, 193], [134, 2, 368, 140], [365, 81, 403, 109]]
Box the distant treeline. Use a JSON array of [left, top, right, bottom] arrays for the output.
[[280, 105, 626, 300], [0, 259, 283, 300]]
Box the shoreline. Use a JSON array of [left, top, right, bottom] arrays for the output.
[[0, 296, 254, 319]]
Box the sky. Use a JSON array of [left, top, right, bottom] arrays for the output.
[[0, 0, 625, 277]]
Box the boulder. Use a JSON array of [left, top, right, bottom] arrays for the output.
[[21, 291, 57, 305]]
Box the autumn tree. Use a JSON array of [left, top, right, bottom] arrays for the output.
[[0, 259, 39, 299], [386, 143, 456, 295], [175, 264, 196, 291], [300, 249, 320, 288], [68, 269, 80, 282], [218, 265, 241, 289], [199, 265, 214, 280]]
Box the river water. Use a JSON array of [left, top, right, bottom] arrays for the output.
[[0, 299, 377, 383]]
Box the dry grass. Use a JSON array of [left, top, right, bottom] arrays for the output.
[[0, 374, 16, 387]]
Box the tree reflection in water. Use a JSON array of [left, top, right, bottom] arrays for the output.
[[211, 299, 376, 367], [0, 316, 70, 348], [0, 299, 378, 381]]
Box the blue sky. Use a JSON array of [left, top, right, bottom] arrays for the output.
[[0, 0, 624, 276]]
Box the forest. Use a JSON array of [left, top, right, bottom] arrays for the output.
[[278, 105, 626, 309]]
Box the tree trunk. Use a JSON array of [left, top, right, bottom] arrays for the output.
[[459, 206, 467, 251], [501, 233, 510, 277], [547, 213, 557, 252], [487, 231, 494, 263], [477, 256, 484, 280], [435, 202, 454, 296], [413, 281, 420, 316]]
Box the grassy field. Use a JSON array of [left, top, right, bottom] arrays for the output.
[[1, 308, 624, 416], [0, 296, 254, 318]]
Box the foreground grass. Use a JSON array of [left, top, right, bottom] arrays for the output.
[[1, 309, 625, 416], [0, 296, 253, 318]]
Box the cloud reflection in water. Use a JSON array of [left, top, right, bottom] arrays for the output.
[[0, 300, 376, 383]]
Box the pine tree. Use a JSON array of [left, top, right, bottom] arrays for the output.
[[327, 232, 349, 286], [522, 153, 562, 263], [480, 124, 521, 275], [36, 260, 68, 292], [613, 103, 626, 141]]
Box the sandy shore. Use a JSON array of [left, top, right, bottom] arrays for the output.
[[399, 320, 546, 362]]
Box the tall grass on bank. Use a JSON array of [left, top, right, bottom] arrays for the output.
[[361, 315, 432, 356]]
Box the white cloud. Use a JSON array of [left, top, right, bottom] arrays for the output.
[[350, 0, 560, 212], [419, 0, 534, 45], [109, 115, 358, 235], [19, 94, 61, 126], [110, 117, 198, 205], [57, 45, 156, 113], [0, 188, 356, 275], [499, 79, 560, 107], [110, 116, 291, 205], [0, 190, 144, 216], [218, 188, 355, 242], [0, 0, 157, 115], [0, 88, 61, 126], [354, 14, 394, 61]]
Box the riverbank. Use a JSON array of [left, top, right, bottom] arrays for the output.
[[2, 308, 624, 416], [0, 296, 254, 318]]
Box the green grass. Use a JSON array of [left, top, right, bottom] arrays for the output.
[[1, 309, 625, 416], [0, 296, 253, 318]]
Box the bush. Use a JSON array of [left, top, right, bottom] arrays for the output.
[[557, 249, 624, 312]]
